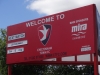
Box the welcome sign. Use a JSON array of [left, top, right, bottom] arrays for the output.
[[6, 4, 97, 64]]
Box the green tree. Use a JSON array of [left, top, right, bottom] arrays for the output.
[[12, 64, 47, 75], [0, 29, 7, 75], [43, 65, 94, 75], [47, 65, 84, 75]]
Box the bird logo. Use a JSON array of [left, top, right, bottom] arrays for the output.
[[38, 24, 52, 46]]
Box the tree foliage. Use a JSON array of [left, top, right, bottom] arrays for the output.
[[12, 64, 47, 75], [43, 65, 93, 75], [0, 29, 7, 75]]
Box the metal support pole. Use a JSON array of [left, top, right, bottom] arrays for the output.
[[94, 53, 98, 75], [8, 65, 12, 75], [75, 55, 77, 62], [57, 58, 61, 62]]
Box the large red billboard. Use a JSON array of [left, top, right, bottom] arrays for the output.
[[6, 4, 97, 64]]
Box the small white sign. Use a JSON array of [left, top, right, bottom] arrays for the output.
[[7, 48, 24, 54], [7, 40, 28, 47], [81, 45, 91, 52], [8, 33, 25, 41], [43, 58, 56, 61]]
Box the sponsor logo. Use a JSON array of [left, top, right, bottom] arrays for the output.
[[81, 45, 91, 52], [38, 24, 52, 46], [72, 23, 87, 40]]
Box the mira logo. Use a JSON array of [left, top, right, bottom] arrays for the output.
[[38, 24, 52, 46], [71, 23, 87, 40], [72, 23, 87, 32]]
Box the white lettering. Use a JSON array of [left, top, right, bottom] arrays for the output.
[[72, 23, 87, 32], [7, 40, 28, 47], [56, 15, 60, 20], [51, 16, 54, 21], [37, 20, 41, 24], [37, 47, 52, 52], [26, 17, 53, 27], [45, 17, 51, 22], [26, 22, 31, 27], [26, 14, 65, 27], [56, 14, 65, 20], [8, 33, 25, 41], [7, 48, 24, 54], [81, 47, 91, 52], [70, 21, 75, 24], [42, 19, 45, 23], [60, 14, 65, 19], [76, 18, 88, 23], [32, 21, 37, 25]]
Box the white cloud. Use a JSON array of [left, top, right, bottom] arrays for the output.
[[26, 0, 100, 15]]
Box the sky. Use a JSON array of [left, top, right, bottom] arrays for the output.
[[1, 0, 100, 29]]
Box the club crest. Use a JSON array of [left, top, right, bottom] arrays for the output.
[[38, 24, 52, 46]]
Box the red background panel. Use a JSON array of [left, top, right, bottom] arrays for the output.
[[6, 4, 97, 64]]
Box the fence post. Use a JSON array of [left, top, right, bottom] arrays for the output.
[[94, 53, 98, 75], [8, 65, 12, 75]]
